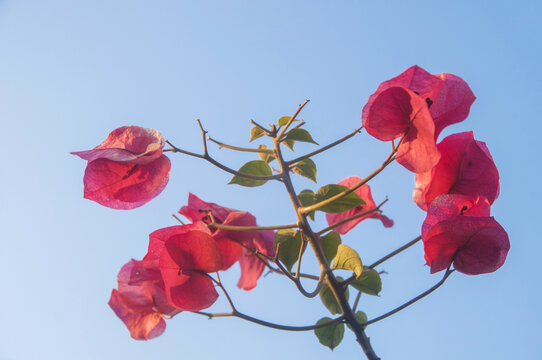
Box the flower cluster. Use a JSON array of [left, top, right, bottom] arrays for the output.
[[107, 194, 274, 339], [363, 65, 509, 274], [71, 66, 510, 350]]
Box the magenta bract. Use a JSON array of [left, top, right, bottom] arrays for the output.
[[362, 65, 475, 140], [108, 259, 179, 340], [421, 194, 509, 275], [72, 126, 171, 209], [179, 193, 275, 290], [159, 230, 223, 311], [325, 177, 393, 235], [413, 132, 500, 211]]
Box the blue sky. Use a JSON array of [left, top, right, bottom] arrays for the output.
[[1, 1, 541, 359]]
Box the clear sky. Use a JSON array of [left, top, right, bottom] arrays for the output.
[[1, 1, 540, 359]]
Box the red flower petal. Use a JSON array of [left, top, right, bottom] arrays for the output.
[[142, 223, 210, 269], [108, 289, 166, 340], [424, 216, 509, 275], [179, 193, 234, 223], [237, 230, 275, 291], [364, 87, 440, 173], [72, 126, 164, 164], [325, 177, 393, 235], [159, 231, 223, 311], [362, 66, 475, 140], [429, 73, 476, 139], [413, 132, 500, 211], [82, 155, 171, 209]]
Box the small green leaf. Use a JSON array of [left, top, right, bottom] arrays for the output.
[[347, 311, 368, 331], [297, 189, 316, 221], [273, 230, 305, 272], [320, 231, 341, 263], [278, 116, 300, 127], [292, 158, 317, 183], [315, 184, 365, 213], [283, 139, 295, 151], [228, 160, 272, 187], [319, 277, 349, 315], [350, 267, 382, 296], [332, 244, 363, 278], [257, 144, 275, 163], [284, 128, 319, 145], [314, 317, 345, 350], [250, 126, 266, 142]]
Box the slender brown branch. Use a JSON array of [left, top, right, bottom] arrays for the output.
[[277, 99, 310, 139], [208, 137, 275, 153], [363, 268, 454, 327], [264, 264, 320, 280], [287, 126, 364, 165], [250, 119, 273, 135], [353, 291, 362, 312], [166, 140, 282, 181], [233, 311, 344, 332], [299, 144, 397, 215], [295, 232, 306, 280], [171, 214, 185, 225], [369, 235, 422, 268], [209, 222, 299, 232], [316, 198, 388, 236]]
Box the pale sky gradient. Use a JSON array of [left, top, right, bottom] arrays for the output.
[[1, 1, 541, 359]]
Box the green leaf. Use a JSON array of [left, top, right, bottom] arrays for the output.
[[284, 128, 319, 145], [320, 231, 341, 263], [297, 189, 316, 221], [283, 139, 295, 151], [319, 277, 349, 315], [315, 184, 365, 213], [347, 311, 368, 332], [273, 230, 305, 272], [349, 267, 382, 296], [228, 160, 272, 187], [314, 317, 345, 350], [257, 144, 275, 163], [250, 126, 266, 142], [292, 158, 317, 183], [278, 116, 300, 127], [332, 244, 363, 278]]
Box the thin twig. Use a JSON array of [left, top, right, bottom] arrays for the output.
[[166, 140, 282, 181], [316, 198, 388, 236], [287, 126, 364, 165], [208, 222, 299, 232], [208, 137, 275, 153], [299, 142, 398, 215], [276, 99, 310, 139], [250, 119, 273, 135], [369, 235, 422, 268], [362, 268, 454, 327], [171, 214, 185, 225]]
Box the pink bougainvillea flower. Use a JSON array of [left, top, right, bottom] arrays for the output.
[[413, 131, 500, 211], [108, 259, 179, 340], [325, 176, 393, 235], [159, 229, 223, 311], [421, 194, 509, 275], [363, 86, 441, 173], [179, 193, 275, 290], [71, 126, 171, 209], [362, 65, 475, 140]]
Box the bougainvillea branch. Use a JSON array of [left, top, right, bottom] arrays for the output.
[[369, 235, 423, 268], [362, 267, 454, 327], [72, 65, 509, 360]]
